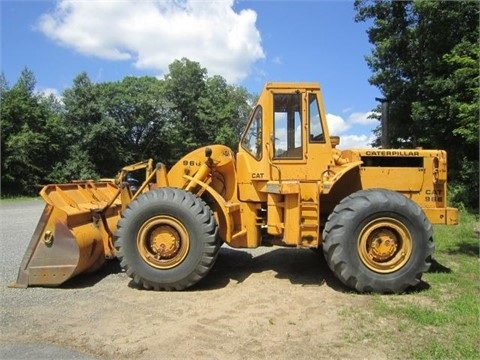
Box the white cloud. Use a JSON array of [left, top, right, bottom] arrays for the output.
[[326, 113, 350, 135], [337, 134, 375, 150], [326, 113, 376, 149], [37, 87, 63, 102], [348, 111, 378, 125], [37, 0, 265, 83], [37, 87, 60, 97]]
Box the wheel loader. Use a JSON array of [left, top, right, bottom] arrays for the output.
[[10, 82, 458, 293]]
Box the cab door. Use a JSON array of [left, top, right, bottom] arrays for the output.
[[269, 91, 307, 180], [236, 89, 308, 201], [264, 90, 328, 244]]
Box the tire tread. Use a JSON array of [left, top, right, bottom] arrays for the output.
[[323, 188, 434, 293], [115, 188, 219, 291]]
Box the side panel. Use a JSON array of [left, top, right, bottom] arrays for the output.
[[360, 167, 425, 192], [356, 149, 458, 225]]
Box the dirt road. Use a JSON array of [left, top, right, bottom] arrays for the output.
[[0, 199, 386, 360]]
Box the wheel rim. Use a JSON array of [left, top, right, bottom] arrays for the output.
[[137, 215, 190, 269], [357, 217, 412, 273]]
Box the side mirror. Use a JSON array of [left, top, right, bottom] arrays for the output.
[[330, 136, 340, 148]]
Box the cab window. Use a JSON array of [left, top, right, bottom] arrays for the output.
[[309, 93, 324, 142], [241, 106, 263, 160], [273, 93, 302, 158]]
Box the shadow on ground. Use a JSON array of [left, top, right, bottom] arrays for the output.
[[60, 246, 350, 292], [194, 246, 349, 292], [54, 246, 445, 294]]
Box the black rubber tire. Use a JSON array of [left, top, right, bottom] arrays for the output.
[[322, 188, 434, 293], [115, 188, 219, 290]]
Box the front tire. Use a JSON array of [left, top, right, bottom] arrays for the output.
[[115, 188, 219, 290], [322, 189, 434, 293]]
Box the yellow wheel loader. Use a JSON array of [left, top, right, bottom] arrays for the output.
[[10, 82, 458, 293]]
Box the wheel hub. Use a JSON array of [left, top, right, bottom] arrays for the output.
[[368, 229, 398, 262], [358, 218, 412, 273], [149, 226, 181, 259], [137, 216, 190, 269]]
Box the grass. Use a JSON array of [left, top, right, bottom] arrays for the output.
[[402, 211, 480, 359], [0, 195, 41, 202], [341, 211, 479, 360]]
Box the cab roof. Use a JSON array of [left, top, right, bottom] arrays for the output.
[[264, 82, 321, 91]]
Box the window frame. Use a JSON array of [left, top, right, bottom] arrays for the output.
[[308, 92, 325, 144], [272, 92, 303, 160], [240, 105, 263, 160]]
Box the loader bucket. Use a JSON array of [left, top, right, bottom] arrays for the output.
[[9, 181, 122, 288]]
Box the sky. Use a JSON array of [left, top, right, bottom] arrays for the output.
[[1, 0, 382, 149]]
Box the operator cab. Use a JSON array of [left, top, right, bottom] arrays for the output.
[[238, 83, 335, 194]]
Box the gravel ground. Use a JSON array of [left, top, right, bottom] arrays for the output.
[[0, 199, 95, 359], [0, 199, 44, 289], [0, 198, 386, 360]]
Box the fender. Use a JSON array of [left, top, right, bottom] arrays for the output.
[[321, 160, 363, 194], [182, 173, 237, 243]]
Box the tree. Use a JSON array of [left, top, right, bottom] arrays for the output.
[[355, 0, 479, 210], [1, 59, 254, 196], [99, 76, 176, 168], [197, 75, 252, 150], [53, 72, 104, 180], [164, 58, 253, 160], [1, 68, 65, 195], [164, 58, 208, 159]]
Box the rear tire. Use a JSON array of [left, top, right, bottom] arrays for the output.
[[115, 188, 219, 290], [322, 189, 434, 293]]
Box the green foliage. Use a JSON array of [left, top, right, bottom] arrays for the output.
[[97, 76, 170, 173], [448, 157, 479, 212], [163, 58, 250, 163], [1, 68, 66, 195], [197, 75, 251, 150], [1, 60, 252, 196], [63, 72, 103, 130], [354, 0, 479, 211], [48, 145, 98, 182]]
